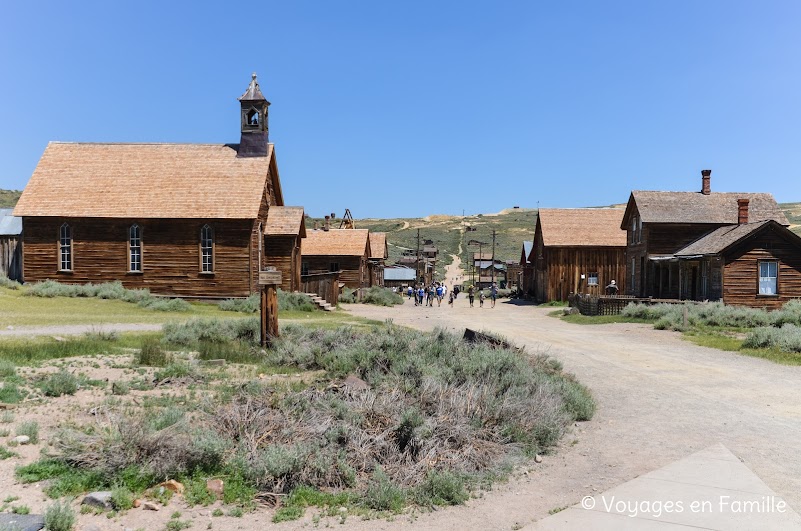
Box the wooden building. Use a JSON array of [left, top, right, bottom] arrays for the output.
[[383, 266, 416, 289], [531, 208, 627, 302], [520, 240, 533, 296], [368, 232, 388, 287], [620, 170, 789, 300], [0, 209, 22, 282], [263, 206, 306, 292], [674, 218, 801, 309], [13, 74, 299, 298], [301, 229, 370, 289]]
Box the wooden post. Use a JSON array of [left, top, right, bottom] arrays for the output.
[[259, 270, 282, 347]]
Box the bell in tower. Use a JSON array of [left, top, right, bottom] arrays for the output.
[[237, 73, 271, 157]]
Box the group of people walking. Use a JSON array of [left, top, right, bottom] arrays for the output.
[[403, 282, 498, 308]]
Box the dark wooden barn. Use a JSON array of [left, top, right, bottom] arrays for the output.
[[262, 206, 306, 292], [531, 208, 627, 302], [13, 74, 299, 298], [519, 240, 533, 296], [620, 170, 789, 301], [301, 229, 370, 289]]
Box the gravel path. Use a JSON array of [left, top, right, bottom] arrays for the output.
[[338, 299, 801, 530], [0, 323, 162, 337]]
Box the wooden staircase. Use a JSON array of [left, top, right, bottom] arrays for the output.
[[302, 292, 336, 312]]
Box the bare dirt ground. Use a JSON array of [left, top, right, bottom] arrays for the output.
[[2, 300, 800, 530], [340, 298, 801, 530]]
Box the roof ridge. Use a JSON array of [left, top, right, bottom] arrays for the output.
[[49, 141, 275, 147]]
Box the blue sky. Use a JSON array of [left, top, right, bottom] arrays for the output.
[[1, 1, 800, 218]]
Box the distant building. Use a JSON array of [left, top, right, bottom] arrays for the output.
[[0, 209, 22, 281], [301, 229, 370, 289], [383, 266, 417, 289], [368, 232, 388, 287]]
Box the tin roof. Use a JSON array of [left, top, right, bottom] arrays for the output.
[[384, 267, 417, 281], [0, 209, 22, 236]]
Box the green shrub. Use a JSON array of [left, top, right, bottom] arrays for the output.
[[415, 471, 469, 506], [361, 286, 404, 306], [111, 381, 130, 395], [26, 280, 189, 311], [16, 421, 39, 444], [364, 468, 406, 512], [0, 360, 16, 378], [148, 406, 185, 431], [0, 273, 21, 290], [0, 382, 24, 404], [135, 338, 171, 367], [219, 294, 260, 313], [272, 505, 304, 522], [743, 324, 801, 352], [41, 371, 80, 397], [154, 363, 199, 383], [197, 340, 261, 364], [162, 317, 260, 346], [111, 486, 135, 510], [278, 290, 316, 312], [44, 499, 77, 531], [338, 288, 356, 304], [12, 504, 30, 514]]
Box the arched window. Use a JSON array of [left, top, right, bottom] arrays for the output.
[[129, 224, 142, 272], [59, 223, 72, 271], [200, 224, 214, 273]]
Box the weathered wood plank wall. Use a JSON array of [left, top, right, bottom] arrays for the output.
[[536, 247, 626, 302], [22, 217, 254, 297], [302, 255, 366, 289], [0, 236, 22, 281]]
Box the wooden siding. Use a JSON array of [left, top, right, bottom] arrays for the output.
[[302, 255, 366, 289], [22, 217, 254, 297], [721, 229, 801, 309], [536, 247, 627, 302], [264, 235, 301, 292], [0, 236, 22, 282], [368, 260, 385, 287]]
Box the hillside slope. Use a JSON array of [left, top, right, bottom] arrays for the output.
[[0, 190, 22, 208]]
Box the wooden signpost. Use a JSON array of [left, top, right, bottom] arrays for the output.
[[259, 269, 282, 347]]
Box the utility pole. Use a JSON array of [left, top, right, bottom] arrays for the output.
[[491, 229, 496, 287], [415, 228, 421, 286]]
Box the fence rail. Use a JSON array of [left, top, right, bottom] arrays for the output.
[[568, 294, 687, 316]]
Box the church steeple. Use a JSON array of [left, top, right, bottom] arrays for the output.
[[237, 73, 271, 157]]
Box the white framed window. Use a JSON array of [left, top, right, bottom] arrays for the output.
[[129, 224, 142, 272], [587, 272, 599, 286], [59, 223, 72, 271], [759, 261, 778, 295], [200, 224, 214, 273]]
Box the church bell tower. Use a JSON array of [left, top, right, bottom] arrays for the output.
[[237, 73, 270, 157]]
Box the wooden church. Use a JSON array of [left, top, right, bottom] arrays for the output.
[[13, 74, 305, 298]]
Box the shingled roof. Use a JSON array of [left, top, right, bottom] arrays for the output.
[[302, 229, 370, 257], [538, 208, 626, 247], [264, 206, 306, 237], [624, 191, 788, 227], [14, 142, 281, 219], [369, 232, 388, 260], [674, 220, 801, 257]]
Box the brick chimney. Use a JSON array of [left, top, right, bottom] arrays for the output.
[[737, 198, 750, 224], [701, 169, 711, 195]]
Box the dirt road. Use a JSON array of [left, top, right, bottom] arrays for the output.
[[341, 298, 801, 530]]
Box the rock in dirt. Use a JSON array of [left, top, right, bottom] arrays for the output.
[[0, 513, 45, 531], [132, 499, 142, 508], [143, 501, 159, 511], [13, 435, 30, 444], [82, 491, 114, 510], [206, 478, 224, 498], [158, 479, 185, 495], [342, 374, 369, 391], [535, 454, 543, 463]]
